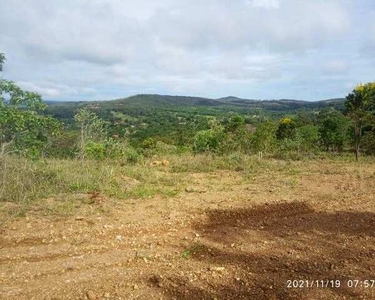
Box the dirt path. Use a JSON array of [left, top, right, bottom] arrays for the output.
[[1, 161, 375, 299]]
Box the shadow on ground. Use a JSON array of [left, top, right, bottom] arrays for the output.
[[149, 202, 375, 299]]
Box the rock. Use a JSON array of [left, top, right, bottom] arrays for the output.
[[103, 292, 110, 298], [209, 267, 225, 272], [185, 187, 206, 193], [86, 291, 96, 300], [161, 159, 170, 166], [185, 187, 195, 193]]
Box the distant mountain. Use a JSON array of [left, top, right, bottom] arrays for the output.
[[46, 94, 346, 118], [111, 94, 345, 110]]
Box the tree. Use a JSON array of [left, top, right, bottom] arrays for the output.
[[296, 125, 320, 152], [251, 121, 277, 153], [192, 117, 224, 154], [74, 108, 107, 159], [318, 110, 349, 152], [345, 82, 375, 161], [276, 117, 296, 140], [0, 53, 60, 158]]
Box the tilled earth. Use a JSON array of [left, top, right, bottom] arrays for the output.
[[1, 160, 375, 299]]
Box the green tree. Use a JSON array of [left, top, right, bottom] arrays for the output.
[[0, 53, 60, 158], [74, 108, 107, 159], [221, 115, 251, 153], [192, 118, 224, 154], [276, 117, 296, 140], [296, 125, 320, 152], [318, 110, 349, 152], [251, 121, 277, 153], [345, 82, 375, 161]]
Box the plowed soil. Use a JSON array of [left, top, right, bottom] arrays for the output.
[[1, 160, 375, 299]]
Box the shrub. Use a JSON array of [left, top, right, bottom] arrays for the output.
[[125, 147, 142, 164], [84, 141, 107, 160], [192, 129, 223, 154], [250, 122, 277, 153], [276, 117, 296, 140], [361, 131, 375, 154]]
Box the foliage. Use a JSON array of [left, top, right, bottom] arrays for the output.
[[318, 110, 350, 152], [46, 131, 79, 158], [361, 130, 375, 155], [74, 108, 107, 159], [345, 82, 375, 160], [296, 125, 320, 152], [193, 129, 223, 153], [276, 117, 297, 140], [250, 121, 277, 153], [0, 54, 60, 158]]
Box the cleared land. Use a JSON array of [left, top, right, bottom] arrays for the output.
[[1, 157, 375, 299]]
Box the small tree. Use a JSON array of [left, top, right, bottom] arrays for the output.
[[276, 117, 296, 140], [251, 121, 277, 153], [0, 53, 60, 158], [296, 125, 320, 152], [74, 108, 107, 159], [192, 118, 223, 154], [345, 82, 375, 161], [318, 110, 349, 152]]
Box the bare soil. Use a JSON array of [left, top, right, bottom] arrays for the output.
[[1, 160, 375, 299]]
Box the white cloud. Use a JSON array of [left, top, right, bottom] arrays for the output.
[[16, 81, 61, 97], [0, 0, 374, 101], [250, 0, 281, 9], [325, 60, 349, 73]]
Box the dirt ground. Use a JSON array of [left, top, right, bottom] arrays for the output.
[[1, 159, 375, 300]]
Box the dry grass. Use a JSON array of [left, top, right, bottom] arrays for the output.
[[1, 153, 374, 223]]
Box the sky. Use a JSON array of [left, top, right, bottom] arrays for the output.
[[1, 0, 375, 101]]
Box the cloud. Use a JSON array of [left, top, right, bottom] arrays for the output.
[[16, 81, 61, 97], [0, 0, 374, 101], [325, 60, 349, 73], [250, 0, 281, 9]]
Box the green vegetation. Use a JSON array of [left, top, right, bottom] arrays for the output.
[[0, 54, 60, 158], [345, 83, 375, 161], [1, 52, 375, 217]]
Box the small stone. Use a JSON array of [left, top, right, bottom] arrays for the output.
[[210, 267, 225, 272], [86, 291, 96, 300], [104, 292, 110, 298]]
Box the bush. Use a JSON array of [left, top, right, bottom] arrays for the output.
[[124, 148, 142, 164], [85, 141, 106, 160], [154, 141, 178, 155], [193, 129, 223, 154], [296, 125, 320, 152], [250, 122, 277, 153], [361, 131, 375, 154]]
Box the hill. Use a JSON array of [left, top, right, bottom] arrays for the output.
[[47, 94, 345, 114], [45, 94, 346, 146]]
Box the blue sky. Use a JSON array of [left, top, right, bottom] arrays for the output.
[[1, 0, 374, 101]]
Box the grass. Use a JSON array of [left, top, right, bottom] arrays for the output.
[[1, 152, 375, 223]]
